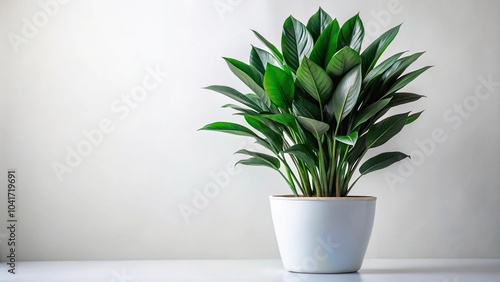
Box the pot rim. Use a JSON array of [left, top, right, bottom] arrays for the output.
[[270, 195, 376, 201]]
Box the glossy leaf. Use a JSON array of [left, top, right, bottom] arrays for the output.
[[263, 64, 295, 109], [250, 46, 280, 74], [306, 7, 333, 42], [281, 16, 314, 72], [365, 112, 409, 148], [236, 149, 281, 170], [335, 131, 358, 146], [388, 92, 425, 108], [363, 51, 405, 85], [326, 46, 362, 77], [309, 19, 340, 67], [222, 104, 257, 115], [296, 57, 334, 102], [381, 52, 425, 84], [252, 29, 284, 63], [283, 144, 318, 167], [327, 65, 362, 122], [361, 25, 400, 75], [244, 115, 283, 151], [205, 85, 263, 112], [352, 98, 391, 129], [263, 113, 299, 132], [359, 151, 409, 175], [292, 94, 321, 120], [297, 116, 329, 136], [385, 66, 432, 96], [199, 122, 259, 139], [407, 111, 423, 124], [338, 14, 364, 52], [224, 57, 270, 107]]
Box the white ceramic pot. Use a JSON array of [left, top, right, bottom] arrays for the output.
[[270, 195, 376, 273]]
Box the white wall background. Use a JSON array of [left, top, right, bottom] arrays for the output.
[[0, 0, 499, 261]]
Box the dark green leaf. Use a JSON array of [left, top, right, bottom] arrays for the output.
[[381, 52, 425, 85], [263, 64, 295, 109], [244, 115, 283, 151], [385, 66, 432, 96], [335, 131, 358, 146], [338, 14, 364, 52], [283, 144, 318, 167], [235, 149, 281, 170], [296, 57, 334, 102], [199, 122, 259, 139], [363, 51, 405, 85], [252, 29, 284, 64], [309, 19, 340, 67], [262, 113, 299, 132], [361, 25, 400, 75], [250, 46, 280, 74], [407, 111, 423, 124], [352, 98, 391, 129], [224, 57, 270, 107], [292, 93, 321, 120], [365, 112, 409, 148], [326, 65, 362, 122], [388, 92, 425, 108], [222, 104, 258, 115], [297, 116, 329, 136], [306, 7, 332, 42], [326, 46, 362, 77], [281, 16, 314, 72], [205, 85, 263, 112], [359, 151, 409, 175]]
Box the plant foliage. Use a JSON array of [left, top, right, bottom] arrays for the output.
[[201, 8, 430, 197]]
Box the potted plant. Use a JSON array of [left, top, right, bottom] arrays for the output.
[[200, 7, 430, 273]]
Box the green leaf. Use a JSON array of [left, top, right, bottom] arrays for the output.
[[388, 92, 425, 108], [352, 98, 391, 129], [407, 111, 423, 124], [252, 29, 284, 64], [297, 116, 329, 136], [309, 19, 340, 68], [236, 149, 281, 170], [224, 57, 270, 107], [296, 57, 334, 103], [250, 46, 280, 74], [381, 52, 425, 84], [385, 66, 432, 96], [205, 85, 263, 112], [244, 115, 283, 152], [326, 65, 362, 122], [326, 46, 362, 77], [199, 122, 259, 139], [365, 112, 409, 148], [335, 131, 358, 146], [361, 25, 400, 75], [338, 14, 364, 52], [236, 149, 280, 169], [306, 7, 332, 42], [262, 113, 299, 132], [281, 16, 314, 72], [222, 104, 258, 115], [359, 151, 409, 175], [263, 64, 295, 109], [292, 94, 321, 120], [283, 144, 318, 167], [363, 51, 405, 85]]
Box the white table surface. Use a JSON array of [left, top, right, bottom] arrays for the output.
[[1, 259, 499, 282]]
